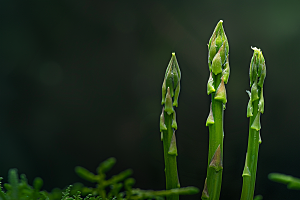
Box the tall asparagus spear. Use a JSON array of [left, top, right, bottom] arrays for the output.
[[240, 47, 266, 200], [160, 52, 181, 200], [202, 20, 230, 200]]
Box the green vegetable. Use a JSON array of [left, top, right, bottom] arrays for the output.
[[160, 52, 181, 200], [202, 20, 229, 200], [240, 47, 266, 200]]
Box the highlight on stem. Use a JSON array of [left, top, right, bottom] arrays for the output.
[[160, 52, 181, 200], [202, 20, 230, 200], [240, 47, 266, 200]]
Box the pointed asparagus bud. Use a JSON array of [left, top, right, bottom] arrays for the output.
[[214, 78, 227, 103], [250, 47, 266, 88], [201, 178, 209, 199], [173, 82, 180, 107], [168, 131, 178, 156], [206, 103, 215, 126], [164, 87, 174, 115], [209, 20, 223, 44], [242, 166, 251, 177], [258, 88, 264, 114], [209, 145, 223, 171], [219, 43, 226, 65], [162, 53, 181, 105], [208, 20, 229, 67], [171, 111, 178, 129], [207, 72, 215, 95], [247, 99, 253, 117], [242, 153, 251, 177], [166, 64, 174, 97], [208, 20, 223, 62], [222, 59, 230, 84], [251, 80, 259, 102], [251, 113, 261, 131], [211, 51, 222, 75], [209, 36, 217, 65], [173, 52, 181, 80], [160, 108, 167, 131]]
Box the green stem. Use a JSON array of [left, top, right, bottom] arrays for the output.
[[162, 110, 179, 200], [241, 98, 260, 200], [204, 73, 224, 200]]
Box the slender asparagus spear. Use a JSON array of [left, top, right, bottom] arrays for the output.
[[160, 52, 181, 200], [202, 20, 230, 200], [240, 47, 266, 200]]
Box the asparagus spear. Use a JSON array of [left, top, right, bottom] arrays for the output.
[[240, 47, 266, 200], [160, 52, 181, 200], [202, 20, 230, 200]]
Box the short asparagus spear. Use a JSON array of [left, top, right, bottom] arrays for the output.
[[160, 52, 181, 200], [240, 47, 266, 200], [202, 20, 230, 200]]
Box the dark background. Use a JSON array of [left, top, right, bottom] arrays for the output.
[[1, 0, 299, 199]]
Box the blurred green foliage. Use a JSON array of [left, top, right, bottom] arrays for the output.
[[269, 173, 300, 190], [0, 158, 198, 200]]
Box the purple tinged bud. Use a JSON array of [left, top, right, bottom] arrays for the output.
[[222, 59, 230, 84], [164, 87, 174, 115], [214, 78, 227, 103], [219, 43, 226, 65], [160, 108, 167, 131], [201, 178, 209, 199], [209, 145, 223, 171], [168, 131, 178, 156]]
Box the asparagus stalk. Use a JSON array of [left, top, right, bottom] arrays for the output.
[[240, 47, 266, 200], [160, 52, 181, 200], [202, 20, 230, 200]]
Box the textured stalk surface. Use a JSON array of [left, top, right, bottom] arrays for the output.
[[160, 53, 181, 200], [202, 20, 230, 200], [241, 47, 266, 200]]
